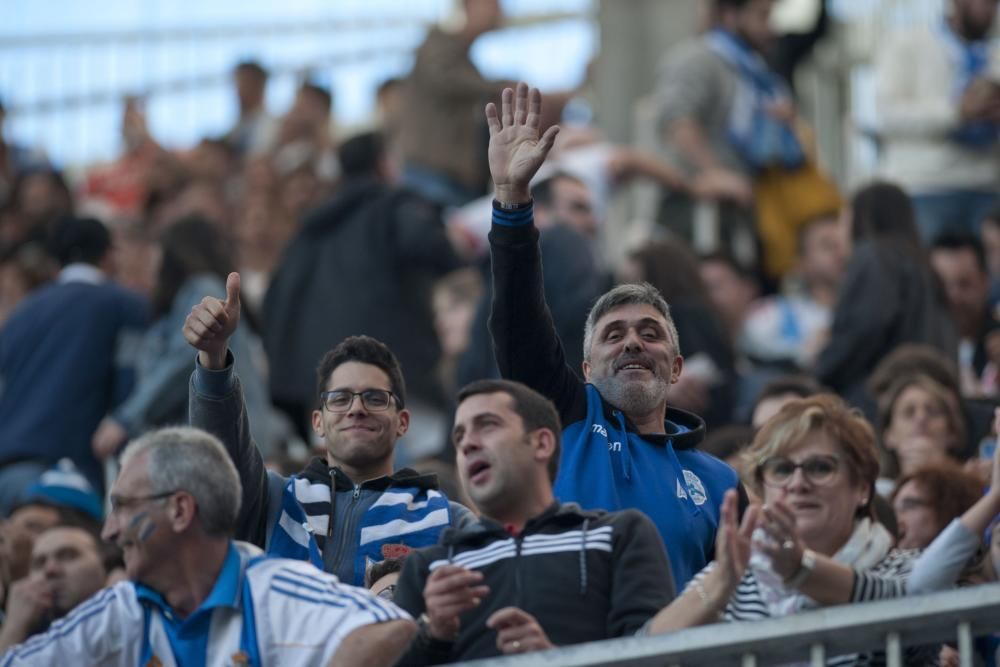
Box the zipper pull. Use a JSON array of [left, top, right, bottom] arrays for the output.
[[353, 484, 361, 500]]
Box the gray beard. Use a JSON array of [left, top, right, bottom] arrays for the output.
[[590, 374, 670, 418]]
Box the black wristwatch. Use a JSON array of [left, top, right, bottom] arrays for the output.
[[416, 613, 456, 651]]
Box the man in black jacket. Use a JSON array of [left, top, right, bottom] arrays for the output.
[[261, 131, 464, 442], [393, 379, 675, 664]]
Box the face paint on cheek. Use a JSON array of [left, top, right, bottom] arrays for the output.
[[125, 511, 157, 544]]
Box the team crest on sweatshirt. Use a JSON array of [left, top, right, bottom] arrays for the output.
[[675, 470, 707, 505]]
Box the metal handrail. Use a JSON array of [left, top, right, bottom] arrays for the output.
[[453, 584, 1000, 666]]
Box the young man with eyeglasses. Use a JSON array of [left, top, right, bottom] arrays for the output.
[[183, 275, 473, 586], [0, 427, 415, 667]]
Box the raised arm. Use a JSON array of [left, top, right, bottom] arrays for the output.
[[486, 84, 587, 420], [182, 272, 270, 545]]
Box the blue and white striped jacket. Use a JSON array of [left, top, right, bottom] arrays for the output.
[[0, 542, 409, 667]]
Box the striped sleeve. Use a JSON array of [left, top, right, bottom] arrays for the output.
[[1, 586, 131, 667], [254, 562, 411, 667], [849, 549, 916, 602]]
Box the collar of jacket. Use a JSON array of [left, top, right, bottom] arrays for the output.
[[298, 457, 441, 492], [440, 501, 600, 545], [597, 398, 707, 451]]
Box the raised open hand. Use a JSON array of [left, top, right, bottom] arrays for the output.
[[485, 82, 560, 204]]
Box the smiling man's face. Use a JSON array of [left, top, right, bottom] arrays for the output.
[[583, 303, 682, 418], [312, 361, 409, 475]]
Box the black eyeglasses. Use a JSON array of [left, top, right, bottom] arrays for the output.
[[320, 389, 397, 413], [759, 455, 841, 487], [108, 491, 178, 514]]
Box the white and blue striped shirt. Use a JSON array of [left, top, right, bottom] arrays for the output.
[[0, 541, 409, 667]]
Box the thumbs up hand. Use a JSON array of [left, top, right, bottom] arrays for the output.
[[182, 272, 241, 370]]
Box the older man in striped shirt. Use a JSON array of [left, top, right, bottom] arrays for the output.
[[0, 427, 414, 667]]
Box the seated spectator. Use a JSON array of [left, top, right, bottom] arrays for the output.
[[82, 97, 163, 222], [5, 169, 74, 244], [626, 238, 736, 427], [398, 0, 511, 206], [0, 426, 415, 666], [393, 380, 675, 663], [0, 524, 113, 652], [742, 214, 846, 370], [699, 251, 760, 346], [815, 182, 958, 408], [648, 394, 936, 665], [878, 372, 967, 479], [0, 97, 49, 209], [930, 230, 1000, 397], [224, 60, 278, 157], [91, 216, 275, 461], [981, 210, 1000, 304], [701, 424, 755, 471], [874, 0, 1000, 241], [432, 268, 482, 399], [366, 553, 410, 602], [891, 462, 984, 550], [750, 374, 824, 428], [656, 0, 794, 263]]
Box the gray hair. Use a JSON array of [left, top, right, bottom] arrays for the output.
[[582, 282, 679, 362], [121, 426, 242, 538]]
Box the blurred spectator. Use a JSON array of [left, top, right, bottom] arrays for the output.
[[0, 525, 111, 652], [656, 0, 798, 260], [891, 462, 984, 550], [878, 372, 967, 479], [930, 230, 1000, 396], [742, 214, 846, 370], [398, 0, 510, 206], [626, 238, 737, 428], [1, 426, 416, 666], [224, 60, 278, 157], [0, 240, 57, 327], [432, 268, 482, 399], [262, 131, 463, 453], [233, 188, 294, 313], [0, 97, 50, 209], [750, 373, 824, 428], [700, 423, 755, 469], [815, 182, 958, 408], [699, 251, 760, 345], [0, 218, 148, 510], [82, 96, 163, 222], [2, 459, 104, 583], [4, 169, 74, 246], [982, 209, 1000, 303], [91, 217, 275, 461], [874, 0, 1000, 240], [459, 172, 606, 388], [273, 81, 338, 183]]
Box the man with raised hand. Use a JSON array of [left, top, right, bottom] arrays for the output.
[[0, 427, 414, 667], [486, 83, 742, 588], [183, 273, 472, 587]]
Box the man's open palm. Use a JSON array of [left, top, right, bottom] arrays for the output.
[[486, 83, 559, 203]]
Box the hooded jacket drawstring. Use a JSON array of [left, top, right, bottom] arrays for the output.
[[578, 517, 590, 596], [612, 411, 634, 482]]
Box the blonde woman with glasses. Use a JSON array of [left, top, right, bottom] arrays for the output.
[[648, 394, 937, 665]]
